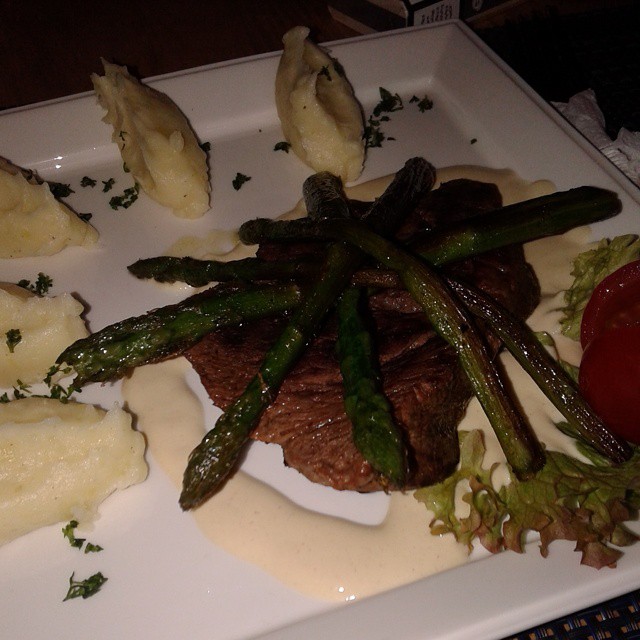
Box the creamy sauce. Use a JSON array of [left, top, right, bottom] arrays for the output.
[[124, 358, 468, 601], [122, 166, 589, 602]]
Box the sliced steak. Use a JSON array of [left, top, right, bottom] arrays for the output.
[[185, 179, 540, 492]]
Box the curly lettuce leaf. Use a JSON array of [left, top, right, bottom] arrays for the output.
[[560, 234, 640, 340], [415, 430, 640, 569]]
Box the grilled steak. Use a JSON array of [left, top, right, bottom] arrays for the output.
[[185, 179, 540, 491]]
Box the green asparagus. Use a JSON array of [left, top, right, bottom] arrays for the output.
[[239, 186, 619, 249], [336, 287, 407, 486], [245, 215, 546, 480], [447, 279, 632, 463], [58, 284, 301, 386], [128, 255, 317, 287], [130, 186, 620, 287], [180, 158, 434, 509]]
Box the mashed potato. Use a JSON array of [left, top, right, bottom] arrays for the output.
[[0, 397, 147, 545], [0, 157, 98, 258], [275, 26, 365, 183], [0, 283, 88, 387], [92, 60, 210, 219]]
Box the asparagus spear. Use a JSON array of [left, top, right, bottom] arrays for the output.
[[57, 284, 301, 386], [61, 161, 433, 388], [180, 158, 434, 509], [410, 186, 621, 263], [336, 287, 407, 486], [447, 279, 632, 463], [128, 255, 317, 287], [238, 186, 620, 250], [180, 241, 360, 509], [245, 215, 546, 480], [67, 183, 621, 388], [129, 186, 620, 287]]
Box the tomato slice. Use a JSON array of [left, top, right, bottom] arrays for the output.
[[578, 324, 640, 444], [580, 259, 640, 348]]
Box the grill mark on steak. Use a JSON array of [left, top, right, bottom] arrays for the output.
[[185, 179, 541, 492]]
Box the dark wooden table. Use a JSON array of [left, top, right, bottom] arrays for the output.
[[0, 0, 357, 110]]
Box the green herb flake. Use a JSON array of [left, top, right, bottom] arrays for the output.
[[409, 94, 434, 112], [200, 141, 211, 153], [11, 380, 30, 400], [102, 178, 116, 193], [5, 329, 21, 353], [274, 141, 291, 153], [470, 138, 478, 145], [63, 572, 108, 601], [17, 272, 53, 296], [62, 520, 103, 553], [232, 173, 251, 191], [48, 182, 74, 198], [109, 183, 140, 210], [363, 116, 386, 149], [372, 87, 403, 117], [62, 520, 85, 549], [80, 176, 97, 188], [364, 88, 404, 149]]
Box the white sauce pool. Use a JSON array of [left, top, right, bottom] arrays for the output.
[[122, 167, 592, 602]]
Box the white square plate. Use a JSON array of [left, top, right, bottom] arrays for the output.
[[1, 21, 639, 640]]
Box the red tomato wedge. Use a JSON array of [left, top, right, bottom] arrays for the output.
[[580, 259, 640, 348], [579, 325, 640, 444]]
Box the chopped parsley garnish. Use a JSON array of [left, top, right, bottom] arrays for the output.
[[470, 137, 478, 144], [363, 116, 387, 149], [10, 380, 30, 400], [62, 520, 85, 549], [232, 173, 251, 190], [109, 183, 140, 210], [372, 87, 403, 117], [274, 141, 291, 153], [200, 141, 211, 153], [17, 272, 53, 295], [409, 94, 434, 112], [80, 176, 97, 188], [364, 87, 405, 149], [48, 182, 74, 198], [63, 572, 108, 601], [44, 364, 77, 402], [62, 520, 103, 552], [0, 365, 76, 403], [102, 178, 116, 192], [44, 363, 71, 387], [5, 329, 21, 353]]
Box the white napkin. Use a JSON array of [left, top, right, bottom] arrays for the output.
[[553, 89, 640, 186]]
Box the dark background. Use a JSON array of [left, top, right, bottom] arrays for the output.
[[2, 0, 638, 138]]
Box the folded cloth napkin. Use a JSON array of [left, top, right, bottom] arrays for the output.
[[553, 89, 640, 186]]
